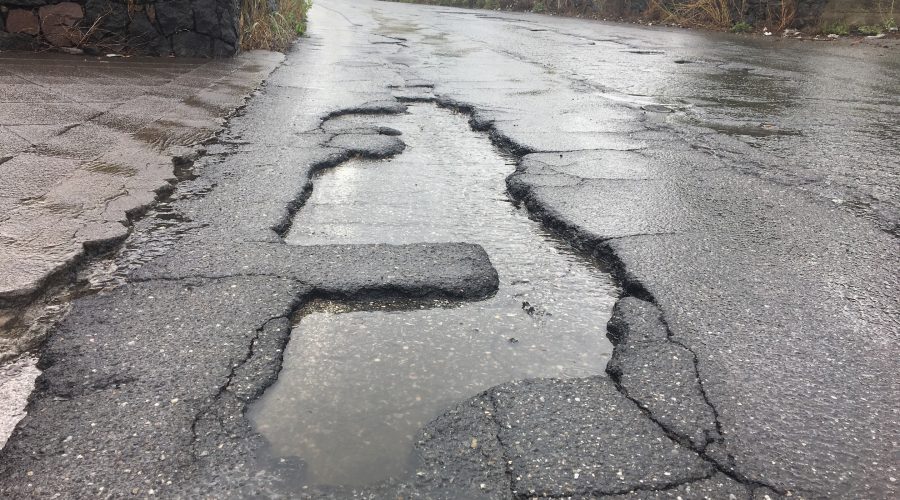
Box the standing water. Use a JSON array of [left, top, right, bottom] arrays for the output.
[[249, 105, 619, 486]]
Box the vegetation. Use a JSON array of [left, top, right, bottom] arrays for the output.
[[880, 0, 897, 28], [649, 0, 739, 29], [856, 25, 883, 35], [392, 0, 898, 35], [730, 21, 752, 33], [391, 0, 626, 18], [821, 22, 849, 36], [240, 0, 313, 51], [647, 0, 796, 31]]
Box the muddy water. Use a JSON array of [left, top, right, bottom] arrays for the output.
[[249, 105, 619, 486]]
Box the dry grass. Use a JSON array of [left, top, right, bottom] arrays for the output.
[[240, 0, 313, 51], [650, 0, 797, 31], [649, 0, 744, 29], [765, 0, 796, 31], [394, 0, 808, 30]]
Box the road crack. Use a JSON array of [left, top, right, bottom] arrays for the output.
[[424, 91, 789, 495]]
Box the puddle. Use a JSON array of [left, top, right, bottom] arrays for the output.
[[81, 195, 204, 292], [82, 159, 137, 177], [250, 104, 619, 487]]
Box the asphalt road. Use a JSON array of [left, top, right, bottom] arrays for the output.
[[1, 0, 898, 498]]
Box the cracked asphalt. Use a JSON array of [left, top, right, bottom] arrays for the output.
[[0, 50, 284, 363], [1, 0, 898, 498]]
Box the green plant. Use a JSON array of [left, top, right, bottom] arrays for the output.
[[822, 22, 849, 36], [857, 24, 883, 35], [240, 0, 312, 51], [880, 0, 896, 28], [483, 0, 496, 9], [730, 21, 753, 33], [532, 1, 546, 13]]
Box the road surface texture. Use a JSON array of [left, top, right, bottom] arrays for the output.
[[0, 50, 283, 361], [1, 0, 898, 498]]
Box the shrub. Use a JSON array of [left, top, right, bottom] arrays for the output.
[[532, 1, 546, 13], [857, 25, 883, 35], [240, 0, 313, 51], [822, 22, 849, 36], [649, 0, 737, 29], [730, 21, 753, 33]]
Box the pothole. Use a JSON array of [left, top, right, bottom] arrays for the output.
[[249, 104, 619, 487]]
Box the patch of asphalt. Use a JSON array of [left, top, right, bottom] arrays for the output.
[[606, 297, 720, 453], [490, 377, 713, 497], [598, 472, 751, 500], [133, 241, 499, 302]]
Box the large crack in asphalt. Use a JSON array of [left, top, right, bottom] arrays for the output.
[[252, 102, 626, 490], [427, 94, 786, 496], [0, 92, 757, 497], [243, 95, 751, 497], [155, 104, 507, 493]]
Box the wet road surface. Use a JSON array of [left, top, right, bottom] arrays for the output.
[[0, 356, 38, 449], [1, 0, 898, 498], [252, 105, 617, 485]]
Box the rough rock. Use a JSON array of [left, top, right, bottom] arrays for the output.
[[172, 31, 212, 57], [38, 2, 83, 47], [83, 0, 129, 32], [4, 9, 40, 35], [127, 10, 168, 55], [0, 30, 38, 50], [154, 0, 192, 36]]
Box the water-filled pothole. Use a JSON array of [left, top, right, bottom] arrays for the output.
[[249, 104, 619, 487]]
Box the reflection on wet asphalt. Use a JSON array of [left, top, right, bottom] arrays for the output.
[[249, 105, 619, 486]]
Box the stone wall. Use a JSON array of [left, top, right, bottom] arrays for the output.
[[0, 0, 243, 56]]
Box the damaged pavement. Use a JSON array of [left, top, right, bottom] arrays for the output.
[[1, 0, 899, 498]]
